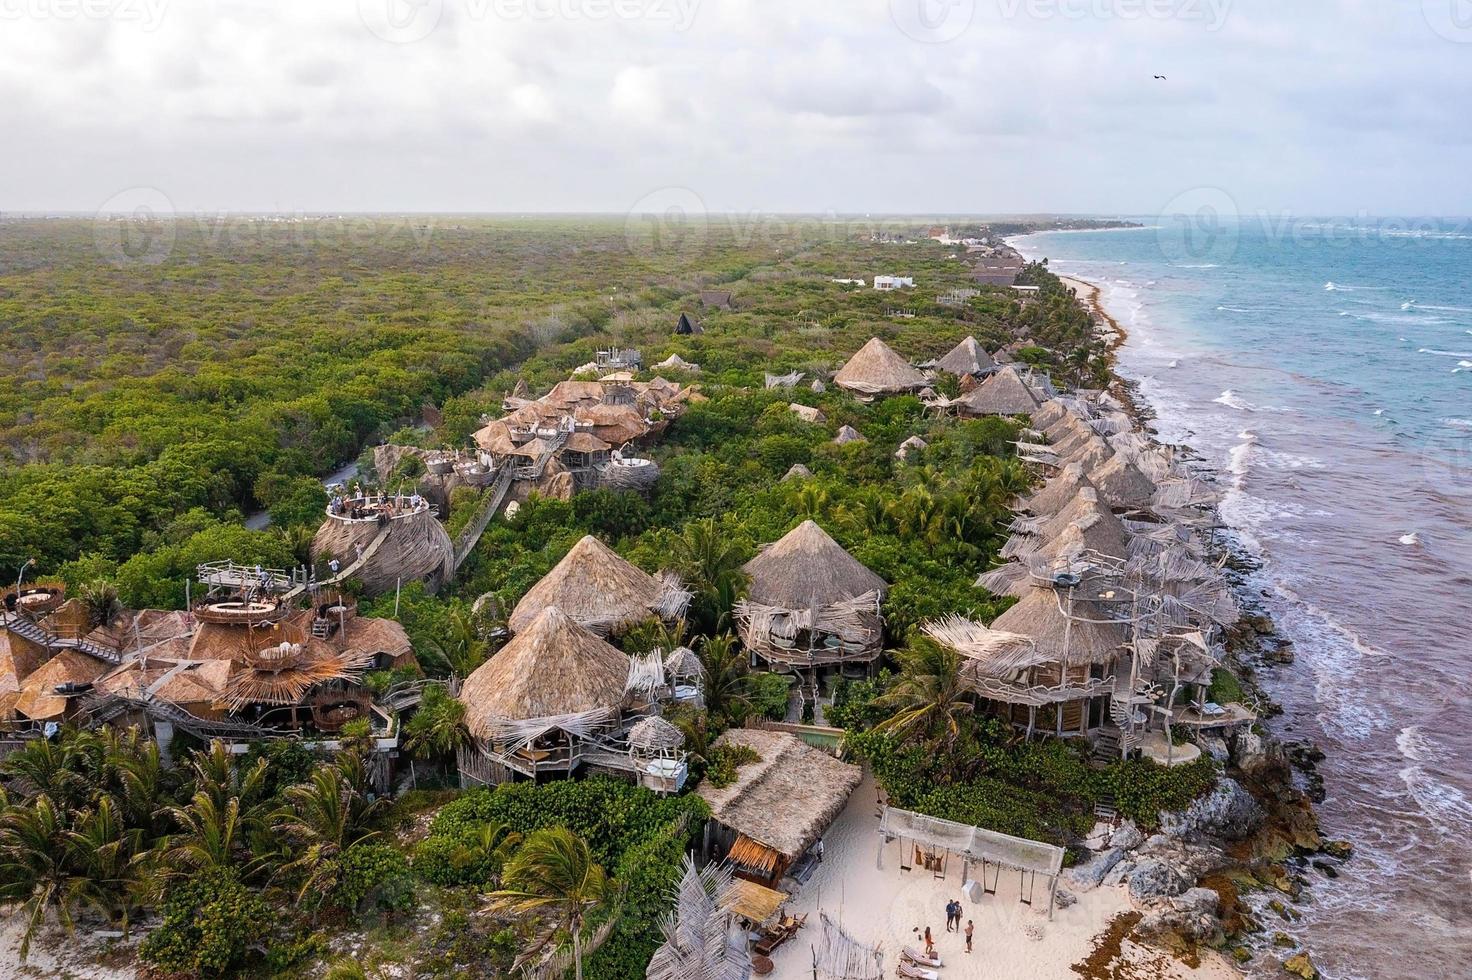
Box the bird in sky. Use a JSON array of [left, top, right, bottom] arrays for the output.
[[1154, 75, 1167, 80]]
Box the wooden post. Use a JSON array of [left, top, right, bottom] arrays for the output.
[[1047, 874, 1058, 921]]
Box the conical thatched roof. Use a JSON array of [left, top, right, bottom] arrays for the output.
[[952, 365, 1041, 417], [1032, 399, 1071, 429], [13, 650, 108, 720], [459, 607, 629, 734], [833, 425, 866, 445], [1023, 464, 1095, 516], [834, 338, 926, 395], [664, 645, 704, 680], [1037, 488, 1129, 555], [987, 589, 1130, 667], [895, 435, 928, 460], [935, 336, 994, 376], [628, 715, 685, 753], [743, 520, 887, 610], [782, 463, 814, 482], [1088, 452, 1157, 511], [508, 535, 663, 634]]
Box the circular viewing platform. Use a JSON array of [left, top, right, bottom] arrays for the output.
[[242, 641, 307, 672], [6, 584, 66, 615], [194, 599, 290, 625], [325, 494, 434, 524]]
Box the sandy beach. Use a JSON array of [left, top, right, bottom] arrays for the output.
[[765, 773, 1240, 980]]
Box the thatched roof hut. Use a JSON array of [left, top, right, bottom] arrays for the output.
[[312, 502, 454, 597], [698, 729, 861, 884], [834, 338, 926, 396], [833, 425, 866, 445], [1021, 463, 1095, 516], [782, 463, 814, 482], [508, 534, 682, 635], [789, 403, 826, 424], [1088, 452, 1157, 511], [743, 521, 886, 610], [0, 630, 47, 701], [951, 365, 1041, 417], [895, 435, 928, 460], [12, 650, 108, 721], [459, 607, 630, 737], [986, 589, 1130, 668], [628, 715, 685, 755], [935, 336, 994, 376]]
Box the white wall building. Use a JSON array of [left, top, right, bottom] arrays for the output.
[[873, 275, 915, 291]]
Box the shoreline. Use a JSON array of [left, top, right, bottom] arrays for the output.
[[1046, 264, 1337, 977]]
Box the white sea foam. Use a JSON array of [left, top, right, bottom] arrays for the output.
[[1217, 305, 1260, 313], [1213, 389, 1253, 411], [1399, 532, 1420, 545], [1417, 348, 1472, 358], [1445, 418, 1472, 429], [1175, 263, 1219, 269]]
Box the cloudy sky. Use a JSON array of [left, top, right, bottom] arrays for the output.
[[3, 0, 1471, 216]]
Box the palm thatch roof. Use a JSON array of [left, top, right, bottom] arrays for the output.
[[743, 520, 887, 610], [1088, 452, 1157, 511], [985, 589, 1130, 668], [951, 365, 1041, 417], [508, 534, 667, 634], [628, 715, 685, 753], [12, 650, 109, 720], [895, 435, 928, 460], [782, 463, 814, 482], [1021, 464, 1095, 516], [0, 630, 48, 698], [834, 338, 926, 395], [833, 425, 866, 445], [698, 729, 861, 861], [935, 336, 994, 376], [459, 607, 630, 736], [789, 403, 826, 424]]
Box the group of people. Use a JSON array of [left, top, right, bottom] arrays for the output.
[[921, 900, 974, 958], [328, 489, 426, 521]]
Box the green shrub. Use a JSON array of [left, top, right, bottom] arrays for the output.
[[748, 672, 791, 721], [336, 842, 415, 916], [706, 743, 761, 789], [138, 868, 271, 977]]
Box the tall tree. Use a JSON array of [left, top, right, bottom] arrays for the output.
[[485, 827, 610, 980]]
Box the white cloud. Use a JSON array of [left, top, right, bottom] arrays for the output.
[[0, 0, 1468, 214]]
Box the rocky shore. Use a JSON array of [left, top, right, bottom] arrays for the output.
[[1059, 278, 1349, 979]]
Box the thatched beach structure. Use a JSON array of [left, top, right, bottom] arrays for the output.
[[458, 606, 632, 784], [947, 365, 1042, 418], [834, 338, 926, 398], [312, 494, 454, 596], [933, 335, 994, 377], [698, 728, 862, 887], [507, 534, 690, 635], [734, 521, 887, 672]]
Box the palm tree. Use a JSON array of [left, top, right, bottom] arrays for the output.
[[63, 795, 145, 937], [0, 795, 94, 959], [78, 579, 122, 629], [0, 736, 89, 808], [873, 639, 974, 752], [485, 827, 610, 980], [698, 633, 753, 726], [274, 524, 316, 569], [424, 608, 489, 679], [155, 741, 270, 883], [669, 519, 749, 634], [450, 821, 522, 885], [272, 758, 388, 906]]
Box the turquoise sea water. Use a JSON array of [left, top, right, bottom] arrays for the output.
[[1014, 221, 1472, 980]]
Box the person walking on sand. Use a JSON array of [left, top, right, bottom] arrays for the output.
[[965, 919, 974, 953], [924, 926, 935, 957]]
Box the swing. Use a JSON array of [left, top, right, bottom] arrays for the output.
[[981, 859, 999, 896], [900, 837, 913, 873], [1019, 869, 1036, 907], [932, 849, 948, 880]]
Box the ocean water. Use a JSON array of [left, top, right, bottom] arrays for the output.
[[1013, 221, 1472, 980]]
